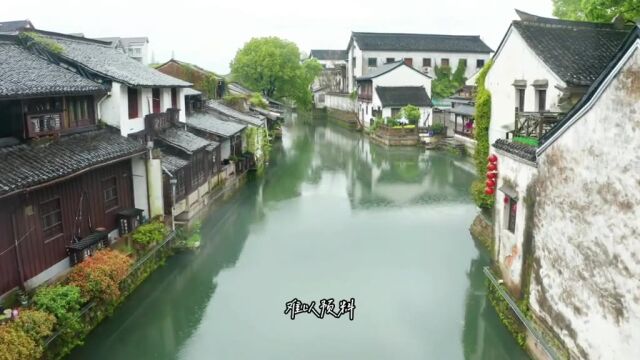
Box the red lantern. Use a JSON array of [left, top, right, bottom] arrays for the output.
[[487, 163, 497, 171], [488, 154, 498, 163], [486, 179, 496, 188], [485, 187, 495, 195], [487, 172, 498, 180], [504, 195, 510, 204]]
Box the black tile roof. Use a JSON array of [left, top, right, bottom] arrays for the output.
[[493, 138, 537, 163], [376, 86, 433, 107], [511, 13, 631, 86], [0, 129, 145, 197], [0, 37, 106, 99], [356, 61, 405, 81], [0, 20, 34, 33], [187, 112, 246, 137], [206, 101, 265, 127], [309, 49, 348, 60], [161, 153, 189, 173], [351, 32, 493, 53], [36, 31, 191, 88], [158, 128, 214, 154]]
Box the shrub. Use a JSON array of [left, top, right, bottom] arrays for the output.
[[430, 123, 445, 135], [402, 104, 421, 125], [249, 92, 268, 109], [0, 324, 39, 360], [67, 250, 133, 304], [223, 94, 247, 111], [32, 285, 84, 356], [132, 222, 167, 246], [11, 309, 56, 341]]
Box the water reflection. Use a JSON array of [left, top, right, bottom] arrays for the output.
[[68, 113, 526, 360]]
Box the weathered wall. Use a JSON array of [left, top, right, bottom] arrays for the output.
[[531, 47, 640, 359], [485, 28, 566, 145], [492, 149, 538, 294], [325, 93, 356, 113]]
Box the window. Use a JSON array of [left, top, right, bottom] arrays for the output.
[[391, 108, 401, 117], [65, 96, 94, 128], [459, 58, 467, 67], [516, 88, 525, 112], [385, 57, 395, 64], [191, 151, 207, 187], [441, 58, 450, 67], [171, 88, 177, 108], [152, 88, 161, 114], [128, 88, 139, 119], [352, 57, 356, 69], [103, 177, 119, 210], [477, 59, 485, 68], [537, 89, 547, 112], [175, 170, 186, 198], [404, 58, 413, 66], [41, 198, 63, 240], [367, 58, 377, 67], [423, 58, 431, 67], [506, 197, 517, 233]]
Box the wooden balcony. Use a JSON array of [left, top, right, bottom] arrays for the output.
[[145, 108, 180, 136], [511, 111, 563, 139]]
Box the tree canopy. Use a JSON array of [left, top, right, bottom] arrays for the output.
[[431, 60, 467, 99], [552, 0, 640, 22], [230, 37, 322, 109]]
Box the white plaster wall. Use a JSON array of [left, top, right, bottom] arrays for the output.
[[485, 28, 565, 144], [347, 42, 363, 92], [325, 94, 356, 112], [100, 82, 124, 131], [221, 139, 231, 160], [361, 50, 489, 79], [131, 156, 149, 218], [147, 158, 164, 218], [178, 88, 186, 123], [529, 47, 640, 360], [491, 150, 538, 291], [373, 65, 432, 97]]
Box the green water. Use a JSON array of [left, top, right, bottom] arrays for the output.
[[68, 114, 527, 359]]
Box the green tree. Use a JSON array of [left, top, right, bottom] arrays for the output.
[[230, 37, 322, 110], [431, 60, 467, 99], [553, 0, 640, 21], [402, 104, 421, 125]]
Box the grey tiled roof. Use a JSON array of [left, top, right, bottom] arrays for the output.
[[356, 61, 405, 81], [376, 86, 433, 107], [493, 138, 537, 162], [158, 128, 213, 154], [206, 101, 265, 127], [352, 32, 493, 53], [38, 31, 191, 87], [0, 20, 34, 33], [187, 112, 246, 137], [309, 49, 348, 60], [512, 15, 630, 86], [161, 153, 189, 173], [0, 129, 145, 196], [0, 38, 105, 98]]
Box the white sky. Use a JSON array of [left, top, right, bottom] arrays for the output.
[[5, 0, 553, 74]]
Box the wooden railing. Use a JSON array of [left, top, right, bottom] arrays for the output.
[[25, 112, 63, 138], [512, 111, 563, 139], [145, 108, 180, 136]]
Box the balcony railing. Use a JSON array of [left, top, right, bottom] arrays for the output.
[[25, 112, 62, 138], [511, 111, 563, 139], [145, 108, 180, 135]]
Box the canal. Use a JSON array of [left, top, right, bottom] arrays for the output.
[[68, 114, 527, 359]]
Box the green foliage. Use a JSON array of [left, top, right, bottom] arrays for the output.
[[32, 285, 85, 354], [230, 37, 322, 110], [402, 104, 421, 125], [513, 136, 539, 147], [471, 60, 495, 209], [223, 94, 247, 111], [553, 0, 640, 22], [432, 60, 467, 99], [0, 323, 40, 360], [67, 250, 133, 305], [18, 32, 63, 54], [430, 123, 445, 135], [370, 117, 385, 132], [11, 309, 56, 341], [132, 222, 168, 246], [487, 282, 527, 348], [249, 92, 268, 109]]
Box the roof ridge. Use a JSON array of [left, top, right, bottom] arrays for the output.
[[32, 29, 113, 46], [353, 31, 481, 38]]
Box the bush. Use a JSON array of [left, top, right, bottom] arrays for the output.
[[67, 250, 133, 305], [431, 123, 445, 135], [32, 285, 84, 356], [249, 92, 268, 109], [11, 309, 56, 341], [223, 94, 247, 111], [402, 104, 421, 125], [0, 323, 39, 360], [132, 222, 167, 246]]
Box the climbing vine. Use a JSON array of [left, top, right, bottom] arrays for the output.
[[471, 60, 495, 209]]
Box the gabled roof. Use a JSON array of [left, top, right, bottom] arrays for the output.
[[157, 128, 215, 154], [508, 10, 631, 87], [187, 112, 246, 137], [206, 100, 265, 127], [0, 129, 145, 198], [538, 26, 640, 153], [375, 86, 433, 107], [350, 32, 493, 53], [309, 49, 348, 61], [0, 36, 106, 99], [34, 30, 191, 87], [356, 60, 431, 81], [155, 59, 217, 77], [0, 20, 34, 34], [161, 153, 189, 173]]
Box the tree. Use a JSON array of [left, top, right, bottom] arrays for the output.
[[431, 60, 467, 99], [553, 0, 640, 22], [230, 37, 322, 110], [402, 104, 421, 125]]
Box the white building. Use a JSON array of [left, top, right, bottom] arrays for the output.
[[356, 61, 433, 128], [485, 10, 629, 145], [96, 36, 150, 65], [309, 49, 349, 107], [347, 31, 492, 93]]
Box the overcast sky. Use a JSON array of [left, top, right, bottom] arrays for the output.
[[5, 0, 553, 74]]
